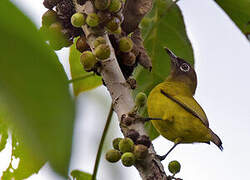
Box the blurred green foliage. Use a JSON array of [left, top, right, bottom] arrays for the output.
[[71, 170, 93, 180], [215, 0, 250, 39], [0, 0, 75, 177], [2, 133, 46, 179]]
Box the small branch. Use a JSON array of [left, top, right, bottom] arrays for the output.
[[68, 72, 95, 83], [122, 0, 180, 70], [122, 0, 154, 71], [122, 0, 153, 33], [131, 28, 152, 70], [92, 104, 113, 180]]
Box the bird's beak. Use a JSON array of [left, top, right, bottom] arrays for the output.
[[164, 47, 179, 66]]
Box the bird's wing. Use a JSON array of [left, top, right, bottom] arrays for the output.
[[160, 90, 209, 127]]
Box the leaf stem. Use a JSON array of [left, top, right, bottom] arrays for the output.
[[92, 104, 113, 180], [68, 73, 95, 84]]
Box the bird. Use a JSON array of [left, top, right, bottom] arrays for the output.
[[146, 47, 223, 160]]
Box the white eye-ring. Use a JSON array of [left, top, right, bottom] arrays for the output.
[[180, 63, 190, 72]]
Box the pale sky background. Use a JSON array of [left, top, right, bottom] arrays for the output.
[[1, 0, 249, 180]]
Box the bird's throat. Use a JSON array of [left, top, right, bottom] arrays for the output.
[[162, 80, 193, 96]]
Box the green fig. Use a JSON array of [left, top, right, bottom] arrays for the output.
[[94, 44, 111, 60], [80, 51, 97, 71], [168, 160, 181, 175], [105, 149, 121, 163], [119, 37, 133, 52], [108, 0, 122, 13], [86, 13, 99, 27], [71, 13, 85, 28], [121, 152, 135, 167], [119, 137, 134, 153]]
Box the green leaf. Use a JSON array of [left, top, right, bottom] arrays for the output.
[[139, 107, 160, 141], [144, 120, 160, 141], [71, 170, 93, 180], [0, 120, 8, 152], [0, 103, 11, 153], [2, 133, 46, 179], [215, 0, 250, 40], [134, 0, 194, 140], [0, 0, 75, 177], [69, 39, 102, 96]]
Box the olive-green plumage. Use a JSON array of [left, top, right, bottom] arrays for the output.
[[147, 48, 223, 150]]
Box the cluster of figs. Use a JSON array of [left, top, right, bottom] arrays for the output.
[[41, 0, 138, 79]]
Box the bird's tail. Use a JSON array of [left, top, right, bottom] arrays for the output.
[[209, 129, 223, 151]]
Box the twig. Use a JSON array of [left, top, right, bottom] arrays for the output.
[[68, 72, 95, 83], [92, 104, 113, 180]]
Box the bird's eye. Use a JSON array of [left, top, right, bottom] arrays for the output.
[[180, 63, 190, 72]]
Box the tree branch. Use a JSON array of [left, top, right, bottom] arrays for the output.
[[122, 0, 153, 33], [123, 0, 153, 71], [73, 1, 167, 179], [131, 28, 152, 70]]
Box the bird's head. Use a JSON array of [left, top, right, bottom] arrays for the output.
[[165, 47, 197, 95]]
